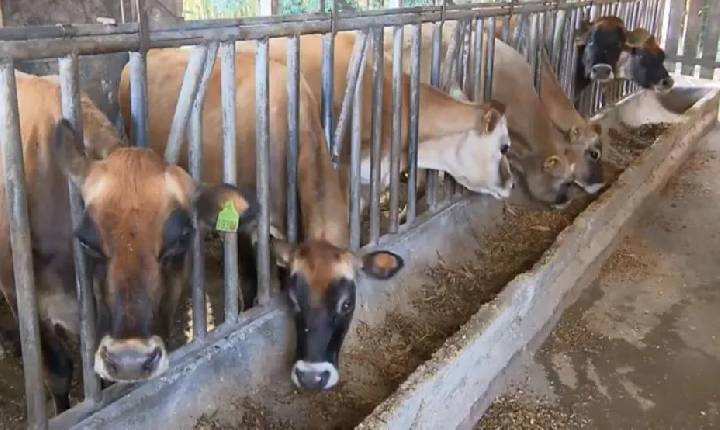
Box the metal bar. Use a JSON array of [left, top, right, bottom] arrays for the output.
[[426, 21, 441, 210], [369, 27, 384, 244], [473, 17, 485, 102], [552, 9, 566, 74], [349, 40, 366, 251], [389, 25, 403, 233], [129, 51, 148, 147], [164, 45, 208, 164], [665, 56, 720, 69], [188, 42, 219, 339], [255, 38, 272, 305], [321, 33, 335, 153], [406, 23, 421, 226], [547, 9, 557, 61], [484, 17, 496, 101], [286, 35, 300, 245], [568, 7, 580, 101], [219, 41, 241, 319], [532, 12, 543, 93], [332, 31, 369, 163], [700, 0, 720, 79], [0, 60, 46, 429], [58, 54, 101, 404]]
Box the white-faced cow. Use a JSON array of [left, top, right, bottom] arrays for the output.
[[118, 48, 405, 391], [0, 72, 254, 413], [237, 32, 514, 203], [574, 17, 673, 96]]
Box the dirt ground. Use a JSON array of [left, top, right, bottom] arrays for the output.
[[475, 122, 720, 429]]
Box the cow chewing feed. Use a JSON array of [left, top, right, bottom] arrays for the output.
[[574, 17, 673, 96], [384, 25, 576, 206], [237, 32, 514, 204], [118, 48, 405, 391]]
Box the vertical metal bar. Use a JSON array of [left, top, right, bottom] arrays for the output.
[[129, 51, 148, 147], [219, 41, 241, 319], [553, 9, 567, 74], [164, 45, 208, 164], [286, 35, 300, 245], [0, 61, 46, 430], [700, 0, 720, 79], [58, 54, 101, 404], [502, 15, 510, 43], [188, 42, 218, 338], [484, 17, 496, 101], [321, 33, 335, 152], [349, 41, 366, 251], [568, 8, 580, 101], [426, 22, 442, 210], [406, 23, 421, 225], [255, 38, 272, 305], [369, 27, 384, 244], [547, 9, 557, 61], [533, 12, 543, 93], [389, 25, 403, 233], [473, 17, 485, 102], [332, 31, 369, 162]]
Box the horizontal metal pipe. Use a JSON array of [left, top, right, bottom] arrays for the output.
[[286, 35, 300, 245], [164, 45, 208, 164], [255, 38, 272, 305], [188, 41, 219, 339], [0, 2, 607, 60], [58, 54, 102, 404], [332, 31, 369, 164], [0, 60, 47, 429], [219, 41, 242, 319], [369, 27, 384, 244]]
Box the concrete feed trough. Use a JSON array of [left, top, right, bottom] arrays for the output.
[[53, 83, 720, 429]]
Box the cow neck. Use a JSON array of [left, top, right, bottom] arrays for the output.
[[296, 127, 349, 249], [417, 84, 485, 140]]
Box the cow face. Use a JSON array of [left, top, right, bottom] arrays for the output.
[[53, 120, 255, 383], [575, 17, 627, 83], [272, 239, 403, 390], [454, 101, 514, 199], [565, 122, 604, 194], [617, 29, 673, 92]]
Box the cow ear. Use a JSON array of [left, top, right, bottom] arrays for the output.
[[543, 155, 565, 175], [479, 100, 506, 134], [359, 250, 404, 280], [52, 119, 89, 186], [194, 184, 257, 232]]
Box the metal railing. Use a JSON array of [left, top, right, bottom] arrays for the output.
[[0, 0, 664, 428], [663, 0, 720, 80]]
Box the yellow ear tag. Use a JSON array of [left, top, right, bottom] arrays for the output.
[[215, 200, 239, 233]]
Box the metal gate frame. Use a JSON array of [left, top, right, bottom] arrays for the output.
[[0, 0, 663, 428]]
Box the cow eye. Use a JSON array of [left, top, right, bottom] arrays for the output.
[[160, 226, 193, 260], [588, 149, 601, 160], [500, 143, 510, 155]]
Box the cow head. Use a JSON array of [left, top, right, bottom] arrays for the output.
[[53, 120, 255, 383], [617, 29, 673, 93], [445, 86, 514, 199], [575, 17, 627, 83], [564, 122, 604, 194], [509, 139, 576, 208], [272, 239, 403, 391]]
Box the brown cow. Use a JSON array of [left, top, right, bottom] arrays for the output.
[[237, 32, 514, 203], [118, 49, 405, 391], [0, 72, 251, 413]]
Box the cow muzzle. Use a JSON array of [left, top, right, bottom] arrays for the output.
[[590, 64, 614, 82], [291, 360, 339, 390], [94, 335, 169, 382], [654, 77, 674, 93]]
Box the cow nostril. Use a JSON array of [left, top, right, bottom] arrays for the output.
[[142, 347, 162, 372], [318, 370, 330, 387]]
